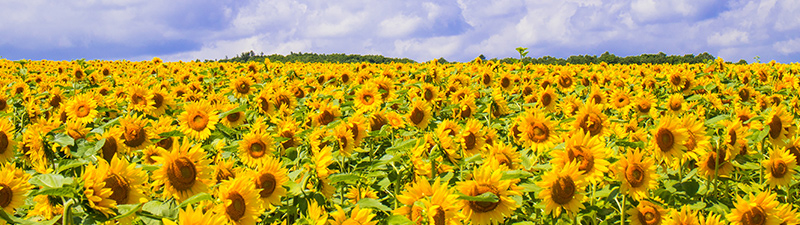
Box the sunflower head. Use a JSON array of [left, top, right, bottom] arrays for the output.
[[537, 161, 586, 218], [178, 100, 219, 141], [152, 138, 214, 202]]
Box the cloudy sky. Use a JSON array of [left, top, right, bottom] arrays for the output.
[[1, 0, 799, 63]]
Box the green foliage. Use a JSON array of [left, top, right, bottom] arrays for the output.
[[218, 51, 416, 64]]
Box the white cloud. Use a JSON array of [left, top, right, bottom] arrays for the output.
[[707, 30, 750, 46], [378, 14, 423, 38], [774, 39, 800, 54]]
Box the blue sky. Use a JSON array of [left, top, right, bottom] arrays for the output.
[[1, 0, 799, 63]]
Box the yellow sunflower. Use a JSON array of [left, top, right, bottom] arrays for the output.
[[651, 115, 689, 166], [573, 101, 609, 137], [422, 179, 465, 225], [586, 85, 606, 105], [329, 205, 378, 225], [551, 130, 610, 184], [354, 84, 383, 112], [162, 205, 224, 225], [628, 200, 667, 225], [118, 114, 154, 151], [457, 162, 521, 224], [763, 148, 796, 188], [63, 93, 98, 124], [0, 163, 32, 214], [313, 101, 340, 127], [420, 83, 440, 103], [537, 87, 558, 112], [178, 100, 219, 141], [127, 85, 155, 112], [394, 177, 441, 223], [537, 161, 586, 218], [272, 87, 297, 112], [0, 119, 16, 163], [275, 117, 301, 150], [696, 145, 734, 179], [666, 93, 686, 114], [213, 157, 237, 184], [238, 131, 275, 168], [460, 119, 485, 156], [345, 186, 378, 204], [727, 191, 780, 225], [518, 108, 559, 152], [254, 89, 275, 115], [27, 195, 63, 221], [229, 75, 254, 98], [152, 138, 214, 202], [666, 205, 700, 225], [764, 105, 793, 146], [682, 114, 711, 160], [720, 119, 748, 158], [82, 157, 148, 216], [215, 176, 264, 225], [614, 148, 658, 200], [633, 91, 657, 118], [454, 95, 478, 119], [608, 88, 632, 110], [251, 156, 288, 210], [407, 100, 433, 130], [487, 142, 521, 170], [302, 200, 329, 225], [219, 104, 246, 128], [775, 204, 799, 225], [149, 87, 175, 116], [331, 123, 355, 156]]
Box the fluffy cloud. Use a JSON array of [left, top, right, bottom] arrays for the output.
[[1, 0, 799, 63]]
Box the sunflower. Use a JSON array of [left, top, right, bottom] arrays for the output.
[[631, 91, 657, 118], [229, 75, 254, 98], [586, 85, 606, 105], [82, 157, 148, 216], [118, 114, 154, 151], [345, 186, 378, 204], [785, 137, 800, 166], [614, 148, 658, 200], [420, 83, 440, 103], [573, 101, 608, 137], [152, 138, 214, 202], [238, 131, 275, 168], [219, 104, 246, 128], [628, 200, 667, 225], [559, 94, 584, 117], [63, 93, 98, 125], [149, 87, 174, 116], [127, 85, 155, 112], [701, 213, 725, 225], [764, 105, 793, 146], [665, 205, 700, 225], [651, 115, 689, 166], [517, 108, 558, 152], [423, 179, 465, 225], [763, 148, 797, 188], [329, 205, 378, 225], [537, 87, 558, 112], [696, 145, 734, 179], [331, 123, 356, 156], [302, 200, 329, 225], [682, 114, 711, 160], [551, 130, 610, 184], [215, 176, 264, 225], [775, 204, 799, 225], [162, 205, 224, 225], [458, 162, 521, 225], [407, 100, 433, 130], [460, 119, 485, 156], [272, 87, 297, 112], [354, 84, 383, 112], [666, 93, 685, 114], [0, 163, 32, 214], [720, 119, 748, 158], [27, 195, 63, 221], [251, 156, 288, 209], [47, 87, 64, 109], [314, 101, 340, 127], [455, 95, 478, 119], [213, 157, 237, 184], [275, 117, 301, 150], [487, 142, 521, 170], [0, 92, 11, 113], [489, 89, 510, 118], [537, 161, 586, 218], [727, 191, 780, 225], [497, 72, 516, 91], [254, 89, 275, 115], [178, 100, 219, 141], [0, 119, 16, 163], [395, 177, 438, 222]]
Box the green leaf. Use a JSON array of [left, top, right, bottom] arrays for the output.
[[463, 153, 483, 164], [178, 192, 213, 208], [157, 130, 185, 138], [329, 173, 361, 184], [29, 174, 74, 188], [217, 104, 247, 118], [56, 160, 88, 173], [112, 203, 144, 220], [77, 139, 104, 158], [386, 138, 417, 153], [756, 126, 770, 142], [385, 215, 413, 225], [52, 134, 75, 147], [501, 170, 532, 180], [33, 187, 78, 198], [457, 192, 499, 203], [356, 198, 391, 211]]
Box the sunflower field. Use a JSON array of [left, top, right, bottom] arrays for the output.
[[0, 57, 799, 225]]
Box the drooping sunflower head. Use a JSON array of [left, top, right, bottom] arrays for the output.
[[331, 123, 356, 156], [178, 100, 219, 141]]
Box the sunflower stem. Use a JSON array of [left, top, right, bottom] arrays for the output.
[[620, 196, 625, 225], [62, 199, 74, 225]]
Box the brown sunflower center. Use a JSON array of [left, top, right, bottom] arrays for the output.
[[319, 110, 335, 126], [460, 105, 472, 118], [560, 76, 572, 88], [0, 99, 6, 111], [123, 126, 147, 147], [226, 112, 242, 123], [431, 206, 446, 225], [0, 183, 12, 208], [153, 93, 165, 109], [551, 176, 576, 205], [469, 184, 499, 213], [705, 153, 719, 171], [685, 132, 697, 151], [669, 100, 682, 111], [249, 140, 266, 158], [541, 93, 552, 107], [742, 206, 767, 225], [531, 123, 549, 143], [410, 107, 425, 125], [236, 82, 250, 94], [167, 157, 197, 191], [189, 113, 209, 131], [103, 173, 130, 204], [500, 77, 510, 88], [637, 102, 651, 113], [216, 167, 234, 183], [739, 89, 750, 101], [670, 75, 682, 86], [370, 114, 387, 131], [276, 95, 291, 107], [76, 105, 90, 117], [568, 147, 595, 173], [50, 95, 62, 108], [0, 131, 8, 153], [257, 173, 277, 198], [523, 86, 533, 96], [788, 146, 800, 167], [424, 88, 435, 101], [464, 132, 477, 150], [580, 113, 603, 136], [281, 131, 296, 149], [339, 136, 349, 149], [638, 206, 661, 225], [102, 137, 118, 162], [259, 97, 271, 113], [768, 115, 783, 139], [626, 164, 645, 188], [157, 137, 174, 150], [591, 94, 602, 104], [131, 93, 146, 106], [362, 93, 374, 105], [655, 128, 675, 153], [772, 161, 788, 178], [226, 192, 246, 221]]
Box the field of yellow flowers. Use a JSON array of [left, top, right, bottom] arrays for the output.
[[0, 57, 798, 224]]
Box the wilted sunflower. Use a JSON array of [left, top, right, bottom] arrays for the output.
[[764, 105, 793, 147], [573, 101, 608, 137], [763, 148, 796, 188], [407, 100, 433, 130], [354, 84, 383, 112], [251, 156, 288, 209], [652, 115, 689, 166], [551, 130, 610, 184], [458, 162, 521, 225], [118, 114, 154, 151], [537, 161, 586, 218], [162, 205, 224, 225], [0, 163, 32, 214], [727, 191, 780, 225], [178, 100, 219, 141], [152, 138, 214, 202], [329, 205, 378, 225], [215, 176, 264, 225], [64, 93, 98, 125], [628, 199, 667, 225], [0, 119, 16, 163], [238, 131, 275, 168]]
